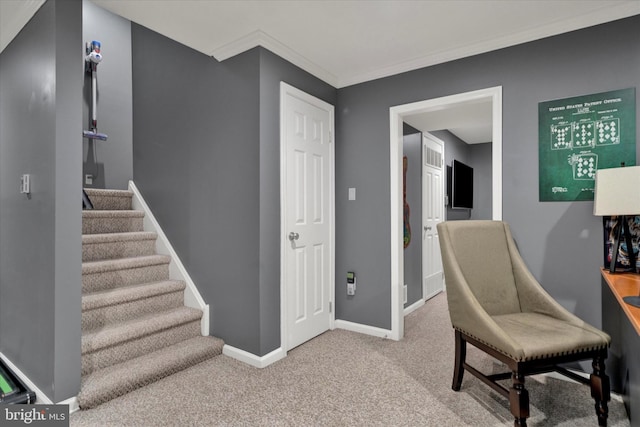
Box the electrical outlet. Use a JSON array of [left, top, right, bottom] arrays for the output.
[[347, 281, 356, 296], [85, 174, 93, 185], [347, 272, 356, 296]]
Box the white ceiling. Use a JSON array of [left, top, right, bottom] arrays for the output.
[[96, 0, 640, 89], [404, 99, 494, 144], [1, 0, 638, 143]]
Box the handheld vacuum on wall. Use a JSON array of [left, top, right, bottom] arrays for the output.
[[82, 40, 107, 210], [83, 40, 108, 141]]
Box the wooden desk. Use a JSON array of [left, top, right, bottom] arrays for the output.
[[601, 269, 640, 426], [602, 269, 640, 335]]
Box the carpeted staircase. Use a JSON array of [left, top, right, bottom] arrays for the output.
[[77, 188, 223, 409]]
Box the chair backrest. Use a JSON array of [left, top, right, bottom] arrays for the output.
[[438, 220, 522, 316]]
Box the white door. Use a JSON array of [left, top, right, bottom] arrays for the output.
[[281, 83, 334, 351], [422, 133, 445, 300]]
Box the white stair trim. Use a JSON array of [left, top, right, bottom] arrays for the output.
[[128, 181, 210, 336]]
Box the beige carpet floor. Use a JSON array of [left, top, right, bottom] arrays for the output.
[[71, 292, 630, 426]]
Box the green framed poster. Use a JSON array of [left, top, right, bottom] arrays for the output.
[[539, 88, 636, 201]]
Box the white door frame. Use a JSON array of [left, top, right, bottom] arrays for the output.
[[280, 82, 335, 355], [389, 86, 503, 341]]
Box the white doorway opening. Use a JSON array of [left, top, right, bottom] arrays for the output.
[[389, 86, 503, 341]]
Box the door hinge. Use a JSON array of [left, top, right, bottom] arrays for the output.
[[329, 302, 332, 313], [329, 131, 333, 143]]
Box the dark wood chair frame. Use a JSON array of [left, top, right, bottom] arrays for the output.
[[453, 330, 610, 427]]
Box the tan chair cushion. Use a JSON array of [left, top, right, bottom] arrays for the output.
[[492, 312, 610, 361]]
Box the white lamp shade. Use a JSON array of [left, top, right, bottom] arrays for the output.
[[593, 165, 640, 216]]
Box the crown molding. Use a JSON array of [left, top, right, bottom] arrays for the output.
[[212, 1, 640, 89], [210, 30, 338, 88], [337, 1, 640, 88]]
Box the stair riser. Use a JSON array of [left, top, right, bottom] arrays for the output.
[[86, 195, 133, 211], [77, 336, 223, 409], [82, 239, 156, 262], [82, 291, 184, 332], [83, 217, 144, 234], [82, 320, 201, 376], [78, 189, 223, 410], [83, 264, 170, 293]]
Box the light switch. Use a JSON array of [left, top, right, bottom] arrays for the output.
[[20, 174, 30, 194], [348, 187, 356, 200]]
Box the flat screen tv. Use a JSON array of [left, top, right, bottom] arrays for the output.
[[447, 159, 473, 209]]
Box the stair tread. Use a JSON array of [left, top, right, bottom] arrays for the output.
[[82, 306, 202, 354], [82, 231, 157, 244], [79, 187, 217, 409], [84, 188, 133, 197], [77, 335, 223, 409], [82, 254, 171, 275], [82, 280, 186, 311], [82, 210, 145, 218]]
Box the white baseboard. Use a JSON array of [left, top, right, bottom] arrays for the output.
[[334, 319, 391, 338], [403, 299, 425, 316], [223, 320, 392, 368], [222, 345, 286, 369], [0, 352, 52, 404], [58, 396, 79, 413]]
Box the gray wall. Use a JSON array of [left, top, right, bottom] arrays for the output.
[[82, 0, 133, 190], [131, 25, 262, 354], [431, 130, 473, 221], [0, 0, 82, 401], [402, 128, 422, 307], [131, 24, 336, 356], [431, 129, 492, 221], [469, 142, 492, 221], [335, 15, 640, 330], [3, 3, 634, 378]]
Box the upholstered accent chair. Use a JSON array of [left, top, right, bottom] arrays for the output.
[[437, 220, 611, 427]]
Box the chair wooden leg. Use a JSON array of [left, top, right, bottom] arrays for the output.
[[509, 372, 529, 427], [590, 354, 610, 427], [452, 330, 466, 391]]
